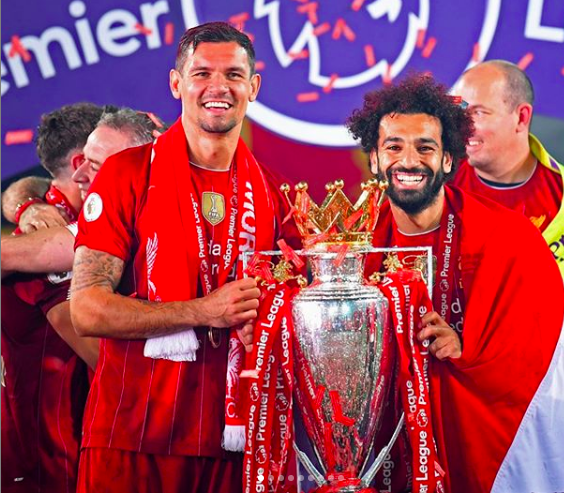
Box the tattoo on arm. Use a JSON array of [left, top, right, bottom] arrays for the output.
[[71, 247, 125, 294]]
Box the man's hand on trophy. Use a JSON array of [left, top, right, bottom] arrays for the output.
[[237, 321, 254, 353], [417, 311, 462, 360], [198, 278, 260, 328]]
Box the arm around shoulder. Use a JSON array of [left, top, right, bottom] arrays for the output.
[[1, 226, 75, 275]]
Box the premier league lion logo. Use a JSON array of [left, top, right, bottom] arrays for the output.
[[179, 0, 501, 145]]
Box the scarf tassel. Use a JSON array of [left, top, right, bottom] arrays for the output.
[[222, 424, 246, 452], [143, 329, 200, 362]]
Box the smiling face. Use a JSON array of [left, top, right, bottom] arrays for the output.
[[72, 125, 133, 201], [456, 65, 522, 173], [371, 113, 452, 215], [169, 41, 260, 136]]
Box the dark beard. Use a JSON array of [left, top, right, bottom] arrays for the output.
[[377, 163, 447, 215]]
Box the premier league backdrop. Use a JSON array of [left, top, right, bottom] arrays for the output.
[[2, 0, 564, 194]]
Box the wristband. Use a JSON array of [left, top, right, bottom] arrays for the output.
[[14, 197, 44, 224]]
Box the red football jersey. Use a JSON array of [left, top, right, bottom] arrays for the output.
[[386, 224, 464, 333], [75, 144, 295, 457], [453, 160, 563, 232], [191, 164, 235, 283], [1, 273, 89, 493]]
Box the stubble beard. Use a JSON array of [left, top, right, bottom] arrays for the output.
[[198, 116, 238, 134]]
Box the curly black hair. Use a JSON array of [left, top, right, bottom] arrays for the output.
[[346, 73, 474, 177]]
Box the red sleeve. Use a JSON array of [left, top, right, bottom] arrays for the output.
[[11, 274, 71, 315], [75, 144, 152, 262]]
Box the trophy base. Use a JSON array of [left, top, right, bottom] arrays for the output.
[[311, 487, 376, 493]]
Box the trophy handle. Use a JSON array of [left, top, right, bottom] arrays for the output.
[[293, 442, 326, 487], [360, 412, 405, 488]]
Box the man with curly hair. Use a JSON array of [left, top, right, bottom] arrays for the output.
[[347, 74, 564, 493]]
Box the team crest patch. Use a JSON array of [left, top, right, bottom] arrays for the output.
[[83, 193, 103, 222], [202, 192, 225, 225]]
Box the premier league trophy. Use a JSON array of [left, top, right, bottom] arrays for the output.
[[243, 180, 438, 493], [283, 179, 404, 492]]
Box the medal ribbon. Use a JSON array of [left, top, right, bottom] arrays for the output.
[[431, 205, 464, 330], [243, 284, 295, 493], [188, 162, 243, 295], [379, 275, 445, 493]]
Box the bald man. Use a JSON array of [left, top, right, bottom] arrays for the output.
[[453, 60, 564, 277]]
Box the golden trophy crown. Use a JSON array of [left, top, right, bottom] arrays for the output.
[[281, 179, 388, 249]]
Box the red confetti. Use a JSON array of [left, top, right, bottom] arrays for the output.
[[561, 67, 564, 77], [333, 243, 350, 268], [329, 390, 356, 426], [8, 36, 31, 62], [164, 22, 174, 45], [332, 18, 355, 41], [314, 385, 326, 409], [229, 12, 250, 31], [5, 129, 34, 145], [259, 263, 275, 283], [323, 73, 339, 93], [240, 368, 259, 379], [296, 92, 320, 103], [324, 422, 336, 470], [145, 111, 163, 128], [342, 23, 356, 42], [472, 43, 481, 62], [255, 60, 265, 71], [517, 52, 534, 70], [229, 12, 250, 25], [277, 238, 305, 269], [435, 460, 446, 477], [351, 0, 366, 11], [282, 205, 296, 224], [297, 2, 319, 25], [364, 44, 376, 67], [416, 29, 426, 49], [304, 231, 330, 248], [332, 18, 345, 39], [450, 95, 463, 105], [421, 36, 437, 58], [313, 22, 331, 37], [383, 63, 393, 85], [344, 207, 364, 229], [289, 49, 309, 60], [134, 23, 153, 36]]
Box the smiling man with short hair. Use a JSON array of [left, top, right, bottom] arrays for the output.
[[70, 22, 295, 493]]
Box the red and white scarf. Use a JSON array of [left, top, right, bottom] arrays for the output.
[[142, 119, 275, 451]]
